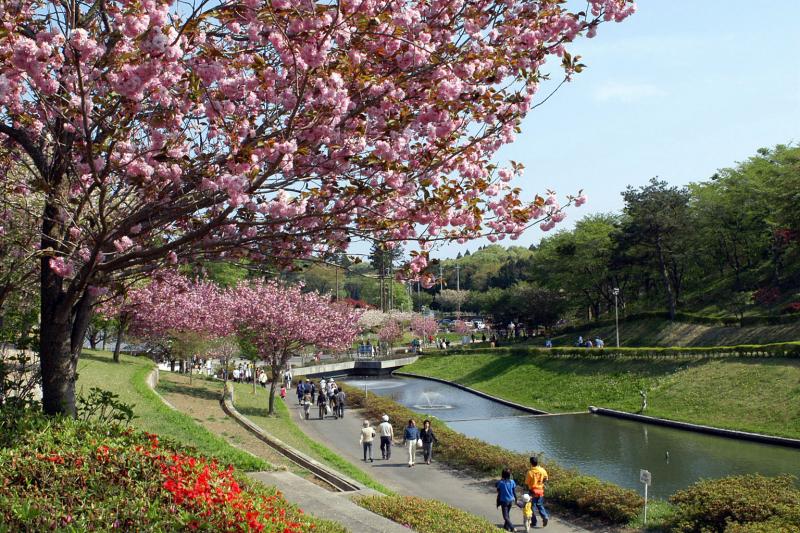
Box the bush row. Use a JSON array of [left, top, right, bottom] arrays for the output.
[[355, 495, 499, 533], [0, 410, 345, 532], [668, 474, 800, 532], [448, 342, 800, 359], [557, 310, 800, 334], [340, 384, 643, 524]]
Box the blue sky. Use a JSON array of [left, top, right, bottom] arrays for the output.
[[435, 0, 800, 257]]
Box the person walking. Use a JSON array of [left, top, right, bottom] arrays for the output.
[[518, 494, 533, 532], [359, 420, 376, 462], [419, 419, 438, 465], [378, 414, 394, 460], [317, 388, 328, 419], [280, 384, 286, 400], [335, 387, 346, 419], [496, 467, 517, 532], [525, 456, 549, 528], [302, 390, 312, 420], [309, 381, 316, 403], [296, 380, 305, 404], [402, 419, 419, 467]]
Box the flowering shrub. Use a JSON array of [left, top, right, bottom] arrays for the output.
[[781, 302, 800, 315], [341, 384, 643, 524], [0, 411, 345, 532], [668, 474, 800, 532], [355, 495, 498, 533]]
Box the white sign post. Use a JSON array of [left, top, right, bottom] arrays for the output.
[[639, 469, 652, 525]]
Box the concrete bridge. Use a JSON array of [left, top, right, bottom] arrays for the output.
[[291, 355, 418, 378]]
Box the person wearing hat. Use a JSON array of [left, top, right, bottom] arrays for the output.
[[359, 420, 376, 462], [517, 493, 533, 532], [378, 414, 394, 460]]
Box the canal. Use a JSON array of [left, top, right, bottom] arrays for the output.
[[345, 376, 800, 498]]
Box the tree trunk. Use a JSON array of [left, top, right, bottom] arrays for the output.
[[40, 266, 94, 417], [268, 363, 280, 415], [656, 244, 677, 320], [101, 328, 107, 350], [113, 325, 124, 363], [88, 333, 98, 350]]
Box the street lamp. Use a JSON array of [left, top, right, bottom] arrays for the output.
[[613, 287, 620, 348]]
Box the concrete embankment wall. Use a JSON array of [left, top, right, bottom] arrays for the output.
[[590, 406, 800, 449]]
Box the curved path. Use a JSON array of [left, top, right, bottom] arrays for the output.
[[289, 401, 589, 532]]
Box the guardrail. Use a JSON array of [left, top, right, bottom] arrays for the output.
[[219, 383, 364, 493]]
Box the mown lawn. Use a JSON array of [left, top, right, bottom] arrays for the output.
[[76, 349, 267, 470], [403, 352, 800, 438]]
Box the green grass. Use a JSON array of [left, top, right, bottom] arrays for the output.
[[403, 352, 800, 438], [76, 350, 267, 470], [229, 381, 393, 495], [549, 317, 800, 347]]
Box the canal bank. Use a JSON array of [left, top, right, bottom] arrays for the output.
[[350, 375, 800, 499]]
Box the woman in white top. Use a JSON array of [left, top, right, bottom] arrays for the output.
[[359, 420, 376, 462]]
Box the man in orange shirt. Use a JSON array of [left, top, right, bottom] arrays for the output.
[[524, 456, 549, 527]]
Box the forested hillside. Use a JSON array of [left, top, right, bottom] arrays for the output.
[[432, 144, 800, 327]]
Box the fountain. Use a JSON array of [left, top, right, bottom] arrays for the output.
[[413, 391, 453, 410]]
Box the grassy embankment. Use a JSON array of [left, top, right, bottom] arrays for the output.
[[76, 349, 267, 470], [403, 352, 800, 439], [548, 317, 800, 347]]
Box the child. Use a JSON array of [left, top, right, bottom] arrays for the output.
[[517, 494, 533, 532], [280, 384, 287, 400]]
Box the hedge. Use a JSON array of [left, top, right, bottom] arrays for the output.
[[446, 342, 800, 360], [668, 474, 800, 532], [340, 383, 643, 524], [355, 495, 499, 533]]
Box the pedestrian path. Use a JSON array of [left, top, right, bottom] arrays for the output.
[[248, 471, 412, 533], [289, 403, 589, 532]]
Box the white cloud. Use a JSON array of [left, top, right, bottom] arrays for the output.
[[594, 82, 667, 103]]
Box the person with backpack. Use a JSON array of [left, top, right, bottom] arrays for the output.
[[524, 456, 549, 528], [317, 388, 328, 419]]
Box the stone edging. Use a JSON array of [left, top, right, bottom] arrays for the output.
[[145, 368, 178, 411], [589, 407, 800, 449], [220, 384, 366, 492], [392, 371, 549, 414]]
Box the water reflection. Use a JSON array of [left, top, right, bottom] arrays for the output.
[[347, 376, 800, 498]]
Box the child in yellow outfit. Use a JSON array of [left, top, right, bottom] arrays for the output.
[[519, 493, 533, 532]]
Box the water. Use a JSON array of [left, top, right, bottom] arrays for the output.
[[347, 377, 800, 498]]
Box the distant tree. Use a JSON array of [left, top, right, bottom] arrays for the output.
[[617, 178, 692, 320], [436, 289, 470, 313]]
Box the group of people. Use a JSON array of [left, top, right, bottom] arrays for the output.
[[281, 377, 346, 420], [229, 364, 270, 387], [576, 336, 605, 348], [357, 416, 439, 466], [496, 456, 550, 531]]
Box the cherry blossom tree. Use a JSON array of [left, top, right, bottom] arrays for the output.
[[453, 319, 471, 335], [0, 0, 634, 415], [410, 316, 439, 343], [377, 319, 403, 355], [233, 280, 361, 414]]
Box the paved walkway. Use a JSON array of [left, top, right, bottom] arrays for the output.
[[248, 471, 411, 533], [289, 402, 588, 533]]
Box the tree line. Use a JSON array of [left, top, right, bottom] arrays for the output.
[[430, 144, 800, 328]]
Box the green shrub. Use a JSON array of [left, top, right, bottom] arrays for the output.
[[668, 474, 800, 532], [0, 408, 345, 532], [355, 495, 498, 533], [342, 384, 643, 524]]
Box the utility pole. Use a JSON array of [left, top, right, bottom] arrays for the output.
[[388, 263, 394, 311], [439, 263, 443, 291], [455, 262, 461, 319], [613, 287, 620, 348], [334, 253, 339, 302]]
